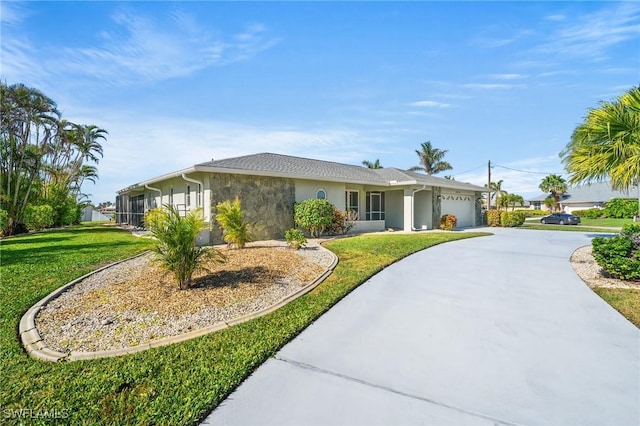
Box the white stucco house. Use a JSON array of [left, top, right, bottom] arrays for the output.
[[116, 153, 487, 245], [528, 181, 639, 213]]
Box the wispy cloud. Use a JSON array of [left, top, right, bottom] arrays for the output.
[[409, 100, 451, 108], [487, 73, 528, 80], [462, 83, 524, 90], [0, 2, 30, 25], [472, 29, 534, 48], [535, 3, 640, 61], [60, 10, 280, 85]]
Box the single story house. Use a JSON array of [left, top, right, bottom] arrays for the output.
[[116, 152, 487, 245], [528, 181, 639, 213]]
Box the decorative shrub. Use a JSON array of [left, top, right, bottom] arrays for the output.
[[604, 198, 639, 219], [328, 208, 356, 235], [486, 210, 502, 227], [146, 205, 225, 289], [0, 209, 9, 233], [294, 199, 335, 237], [23, 204, 55, 230], [572, 208, 604, 219], [592, 225, 640, 281], [285, 228, 307, 250], [500, 211, 526, 227], [439, 214, 457, 231], [215, 197, 251, 249], [523, 210, 550, 217]]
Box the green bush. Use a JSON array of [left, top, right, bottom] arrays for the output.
[[486, 210, 502, 227], [604, 198, 639, 219], [23, 204, 55, 230], [215, 197, 251, 249], [572, 208, 604, 218], [0, 209, 7, 232], [523, 210, 550, 217], [146, 205, 225, 289], [500, 211, 526, 227], [284, 228, 307, 250], [592, 234, 640, 281], [439, 214, 457, 231], [294, 199, 335, 237]]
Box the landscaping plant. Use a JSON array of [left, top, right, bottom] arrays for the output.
[[146, 205, 225, 289], [592, 224, 640, 281], [328, 208, 356, 235], [294, 199, 334, 237], [500, 211, 526, 227], [439, 213, 457, 230], [604, 198, 639, 219], [215, 197, 251, 249], [486, 210, 501, 227], [284, 228, 307, 250], [23, 204, 55, 230]]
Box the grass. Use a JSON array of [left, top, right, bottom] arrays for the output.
[[520, 222, 617, 233], [1, 224, 490, 425], [578, 218, 634, 228], [593, 288, 640, 328]]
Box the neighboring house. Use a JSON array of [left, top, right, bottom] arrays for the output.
[[116, 152, 487, 245], [81, 205, 114, 222], [529, 181, 639, 213]]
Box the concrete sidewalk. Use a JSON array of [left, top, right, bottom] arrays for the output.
[[202, 228, 640, 425]]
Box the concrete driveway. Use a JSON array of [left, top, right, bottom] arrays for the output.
[[202, 228, 640, 425]]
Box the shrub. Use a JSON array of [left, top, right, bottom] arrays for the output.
[[294, 199, 335, 237], [572, 208, 604, 219], [215, 197, 251, 249], [285, 228, 307, 250], [592, 234, 640, 281], [146, 205, 225, 289], [500, 211, 526, 227], [604, 198, 639, 219], [486, 210, 502, 227], [328, 208, 356, 235], [0, 209, 8, 233], [622, 224, 640, 250], [523, 210, 550, 217], [439, 214, 457, 231], [23, 204, 55, 230]]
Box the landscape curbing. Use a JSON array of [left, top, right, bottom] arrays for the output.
[[20, 245, 338, 362]]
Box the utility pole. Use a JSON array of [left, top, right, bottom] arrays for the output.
[[487, 160, 492, 210]]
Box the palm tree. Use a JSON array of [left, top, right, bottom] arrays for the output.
[[562, 86, 640, 214], [409, 141, 452, 175], [505, 193, 525, 211], [539, 174, 567, 212], [362, 159, 383, 169], [490, 180, 508, 200]]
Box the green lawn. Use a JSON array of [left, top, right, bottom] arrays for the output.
[[578, 218, 634, 228], [593, 288, 640, 328], [1, 224, 490, 425], [520, 222, 618, 233]]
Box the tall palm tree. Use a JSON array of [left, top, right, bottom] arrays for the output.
[[562, 86, 640, 213], [490, 180, 507, 200], [362, 159, 383, 169], [409, 141, 452, 175], [539, 174, 567, 212]]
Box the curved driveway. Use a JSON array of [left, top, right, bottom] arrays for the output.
[[202, 228, 640, 425]]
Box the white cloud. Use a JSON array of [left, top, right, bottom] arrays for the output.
[[462, 83, 524, 90], [409, 100, 451, 108], [487, 73, 528, 80], [0, 2, 30, 25]]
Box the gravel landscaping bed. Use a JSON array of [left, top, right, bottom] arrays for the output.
[[36, 240, 334, 353], [571, 245, 640, 290]]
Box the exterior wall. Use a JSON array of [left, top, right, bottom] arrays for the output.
[[295, 179, 346, 209], [431, 187, 442, 229], [475, 191, 484, 226], [384, 190, 404, 229], [351, 220, 386, 234], [210, 173, 295, 244], [414, 190, 432, 230]]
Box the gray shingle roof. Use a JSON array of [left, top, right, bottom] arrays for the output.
[[529, 181, 639, 203], [197, 153, 486, 191]]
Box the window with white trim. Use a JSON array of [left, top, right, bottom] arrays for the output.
[[316, 188, 327, 200], [366, 191, 385, 220], [186, 185, 191, 207], [345, 190, 359, 218], [169, 188, 174, 206]]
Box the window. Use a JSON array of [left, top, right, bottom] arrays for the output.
[[366, 191, 385, 220], [345, 190, 359, 218], [196, 185, 202, 207], [316, 188, 327, 200], [169, 188, 174, 206], [532, 201, 541, 210], [186, 185, 191, 207]]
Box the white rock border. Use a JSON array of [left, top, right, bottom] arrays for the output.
[[20, 247, 338, 362]]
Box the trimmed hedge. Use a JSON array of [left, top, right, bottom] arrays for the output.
[[604, 198, 639, 219], [24, 204, 55, 230], [486, 210, 502, 227], [573, 208, 604, 218], [500, 211, 526, 227]]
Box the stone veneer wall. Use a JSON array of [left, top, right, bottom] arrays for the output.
[[209, 174, 296, 244], [475, 191, 484, 226], [431, 187, 442, 229]]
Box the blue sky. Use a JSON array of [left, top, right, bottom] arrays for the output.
[[1, 1, 638, 203]]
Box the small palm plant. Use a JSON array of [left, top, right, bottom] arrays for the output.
[[145, 205, 224, 290], [215, 197, 251, 249]]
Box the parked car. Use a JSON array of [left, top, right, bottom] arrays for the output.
[[540, 213, 581, 225]]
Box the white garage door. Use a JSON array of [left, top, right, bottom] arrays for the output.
[[441, 193, 475, 227]]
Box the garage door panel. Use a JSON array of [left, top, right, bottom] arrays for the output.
[[441, 194, 474, 227]]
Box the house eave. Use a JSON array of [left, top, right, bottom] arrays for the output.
[[117, 166, 198, 194]]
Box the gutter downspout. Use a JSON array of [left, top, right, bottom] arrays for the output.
[[145, 184, 162, 210], [411, 185, 427, 231]]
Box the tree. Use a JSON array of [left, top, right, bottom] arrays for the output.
[[443, 175, 455, 180], [562, 86, 640, 215], [362, 159, 383, 169], [409, 141, 452, 175], [490, 180, 507, 201], [505, 193, 525, 211], [540, 174, 567, 212], [145, 205, 224, 290]]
